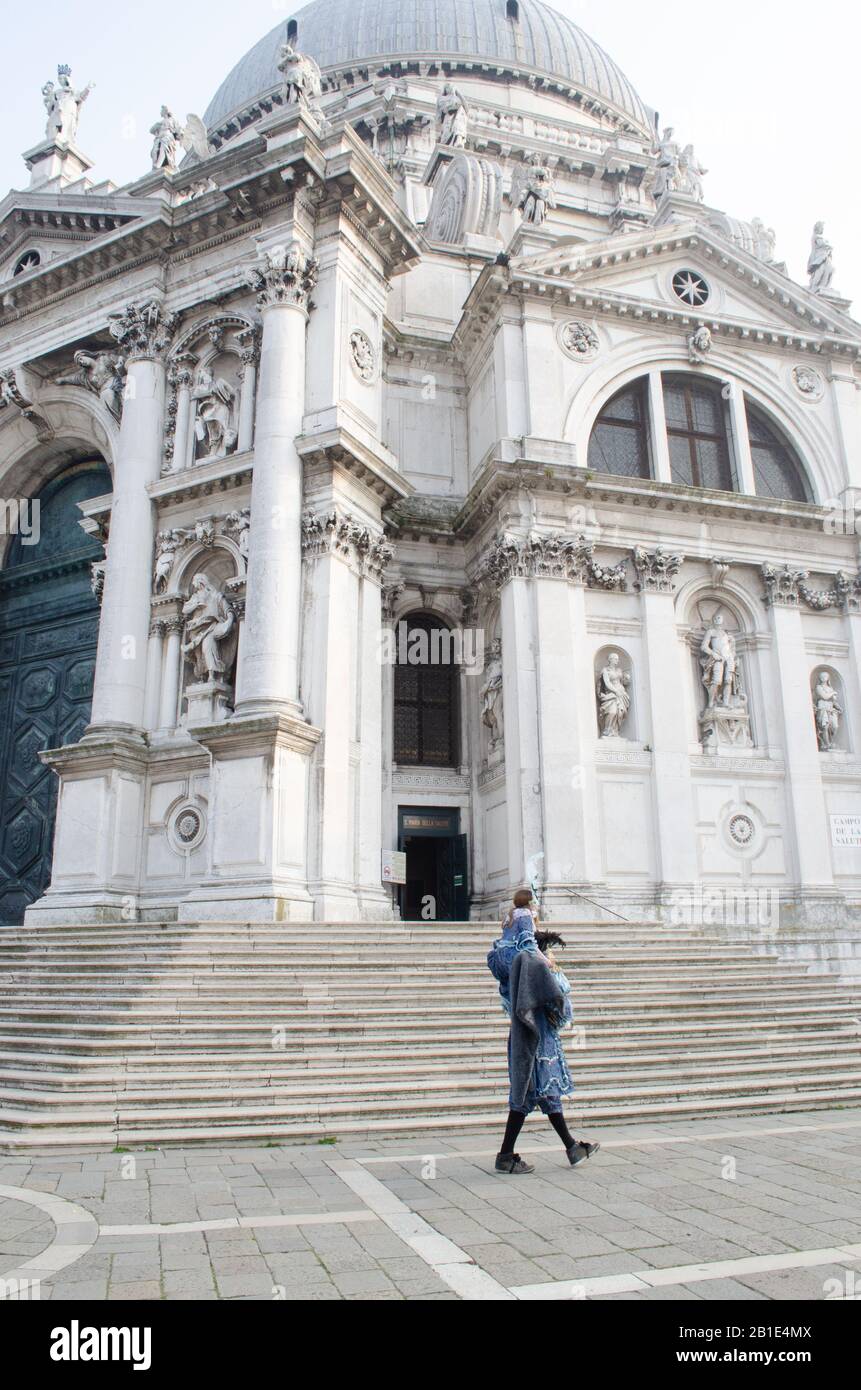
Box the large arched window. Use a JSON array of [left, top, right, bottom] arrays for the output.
[[745, 400, 811, 502], [587, 379, 651, 478], [663, 374, 734, 491], [587, 372, 813, 502], [393, 613, 459, 767]]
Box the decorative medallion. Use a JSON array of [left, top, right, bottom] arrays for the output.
[[727, 812, 756, 848], [349, 329, 377, 382], [558, 319, 599, 361], [791, 365, 824, 402], [672, 269, 710, 307], [168, 802, 206, 852]]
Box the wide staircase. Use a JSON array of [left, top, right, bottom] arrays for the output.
[[1, 919, 861, 1152]]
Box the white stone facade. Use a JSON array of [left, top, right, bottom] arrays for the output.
[[1, 0, 860, 928]]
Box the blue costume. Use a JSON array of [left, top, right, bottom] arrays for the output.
[[487, 908, 574, 1116]]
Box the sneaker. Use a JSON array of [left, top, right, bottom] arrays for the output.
[[566, 1140, 600, 1166], [495, 1152, 535, 1175]]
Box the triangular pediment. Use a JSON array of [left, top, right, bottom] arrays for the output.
[[0, 190, 147, 294], [508, 221, 861, 348]]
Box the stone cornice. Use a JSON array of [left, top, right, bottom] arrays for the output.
[[296, 422, 412, 506], [190, 712, 322, 758]]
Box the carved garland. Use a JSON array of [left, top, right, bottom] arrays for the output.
[[761, 564, 861, 612], [473, 533, 629, 593]]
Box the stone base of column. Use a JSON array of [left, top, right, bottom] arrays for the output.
[[24, 731, 149, 926], [187, 712, 322, 924]]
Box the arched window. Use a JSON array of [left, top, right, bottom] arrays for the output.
[[506, 0, 520, 19], [13, 250, 40, 276], [745, 400, 811, 502], [663, 374, 733, 491], [587, 379, 651, 478], [393, 613, 459, 767]]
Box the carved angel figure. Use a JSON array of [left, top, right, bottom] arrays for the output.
[[596, 653, 631, 738], [42, 66, 94, 145], [181, 574, 235, 682], [55, 350, 124, 420], [277, 42, 323, 106], [150, 107, 211, 171], [677, 145, 707, 202]]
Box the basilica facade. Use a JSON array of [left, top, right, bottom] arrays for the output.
[[1, 0, 860, 928]]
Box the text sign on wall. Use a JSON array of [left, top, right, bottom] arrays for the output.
[[381, 850, 407, 885], [831, 815, 861, 849]]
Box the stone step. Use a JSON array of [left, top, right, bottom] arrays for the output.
[[3, 1069, 861, 1134]]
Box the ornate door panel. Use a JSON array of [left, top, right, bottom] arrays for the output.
[[0, 462, 109, 923]]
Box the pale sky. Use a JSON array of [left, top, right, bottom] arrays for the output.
[[3, 0, 859, 309]]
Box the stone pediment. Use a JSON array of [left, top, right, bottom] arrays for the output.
[[505, 223, 861, 352], [0, 192, 144, 288]]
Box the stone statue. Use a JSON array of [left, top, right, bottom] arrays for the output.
[[55, 350, 124, 420], [436, 84, 468, 148], [181, 574, 235, 682], [813, 671, 842, 751], [750, 217, 777, 264], [688, 325, 712, 365], [223, 510, 250, 565], [154, 530, 181, 594], [596, 652, 632, 738], [277, 42, 323, 106], [677, 144, 707, 202], [191, 366, 237, 462], [807, 222, 835, 294], [700, 613, 739, 709], [150, 107, 184, 170], [480, 640, 504, 751], [652, 126, 681, 199], [42, 65, 94, 145], [516, 153, 557, 227]]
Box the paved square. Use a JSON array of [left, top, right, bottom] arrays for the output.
[[2, 1108, 861, 1301]]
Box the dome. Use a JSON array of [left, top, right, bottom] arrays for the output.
[[203, 0, 650, 135]]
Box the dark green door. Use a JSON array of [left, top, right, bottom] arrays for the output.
[[0, 462, 110, 923]]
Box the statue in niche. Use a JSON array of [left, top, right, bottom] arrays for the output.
[[181, 574, 235, 683], [42, 65, 94, 145], [813, 671, 843, 751], [807, 222, 835, 294], [191, 365, 238, 462], [698, 610, 752, 750], [596, 652, 632, 739], [278, 42, 323, 106], [55, 349, 124, 420], [480, 640, 504, 755], [436, 84, 468, 148], [223, 510, 250, 565], [515, 153, 557, 227]]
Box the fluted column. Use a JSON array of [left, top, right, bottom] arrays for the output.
[[159, 618, 183, 730], [234, 245, 318, 716], [89, 299, 178, 731]]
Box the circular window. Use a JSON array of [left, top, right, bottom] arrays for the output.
[[728, 813, 756, 848], [167, 802, 206, 852], [672, 269, 710, 307], [13, 251, 41, 276]]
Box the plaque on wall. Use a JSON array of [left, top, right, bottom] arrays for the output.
[[830, 815, 861, 849]]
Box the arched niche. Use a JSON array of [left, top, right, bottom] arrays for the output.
[[165, 314, 260, 474], [810, 665, 850, 753], [686, 593, 756, 752], [177, 547, 241, 727], [594, 645, 636, 741]]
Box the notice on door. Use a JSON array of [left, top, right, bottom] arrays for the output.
[[381, 850, 407, 885], [830, 814, 861, 848]]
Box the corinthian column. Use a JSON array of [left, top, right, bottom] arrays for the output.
[[88, 298, 178, 731], [234, 243, 318, 715]]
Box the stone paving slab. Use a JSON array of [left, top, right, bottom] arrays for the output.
[[1, 1108, 861, 1300]]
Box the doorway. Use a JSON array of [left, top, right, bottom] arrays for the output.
[[398, 807, 468, 922]]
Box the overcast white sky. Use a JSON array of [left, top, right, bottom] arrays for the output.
[[3, 0, 859, 308]]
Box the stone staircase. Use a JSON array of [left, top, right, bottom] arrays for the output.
[[1, 919, 861, 1152]]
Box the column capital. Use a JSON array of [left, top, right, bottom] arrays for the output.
[[246, 243, 318, 312], [838, 571, 861, 614], [633, 545, 684, 594], [301, 507, 395, 582], [472, 531, 628, 595], [108, 298, 180, 363]]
